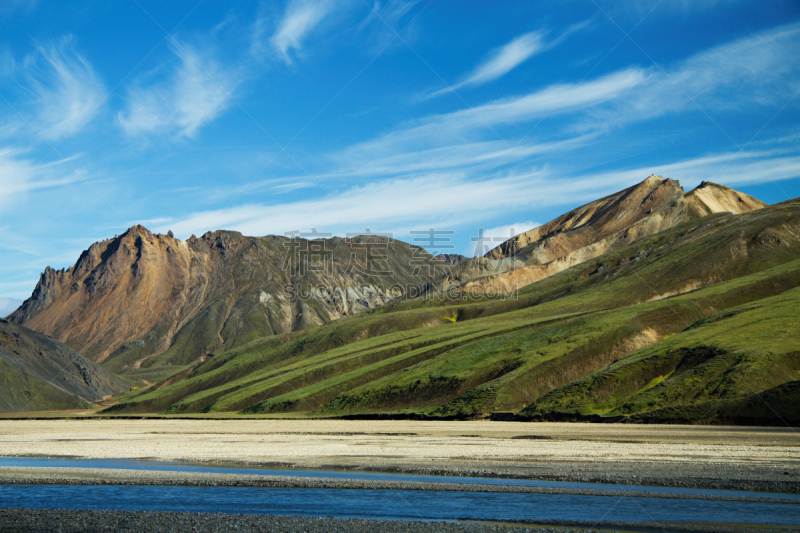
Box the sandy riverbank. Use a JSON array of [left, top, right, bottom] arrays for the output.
[[0, 419, 798, 492]]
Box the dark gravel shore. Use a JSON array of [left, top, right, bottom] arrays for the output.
[[0, 509, 786, 533], [0, 509, 583, 533]]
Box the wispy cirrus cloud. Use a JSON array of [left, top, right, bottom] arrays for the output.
[[346, 21, 800, 177], [364, 68, 646, 153], [425, 21, 592, 100], [158, 170, 546, 238], [155, 145, 800, 241], [0, 147, 78, 206], [117, 41, 242, 139], [586, 21, 800, 129], [674, 22, 800, 104], [333, 134, 598, 180], [186, 19, 798, 244], [270, 0, 340, 63], [427, 32, 546, 99], [370, 0, 420, 24], [356, 0, 423, 52], [461, 32, 544, 87], [11, 36, 106, 141]]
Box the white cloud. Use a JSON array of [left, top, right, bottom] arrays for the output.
[[559, 149, 800, 198], [171, 22, 798, 241], [585, 22, 800, 128], [469, 33, 543, 84], [343, 22, 800, 179], [425, 21, 592, 100], [676, 23, 800, 103], [428, 32, 545, 99], [0, 297, 22, 317], [156, 146, 800, 241], [16, 36, 106, 141], [159, 170, 549, 238], [334, 134, 597, 180], [270, 0, 338, 63], [0, 148, 77, 208], [365, 0, 420, 25], [359, 68, 646, 154], [118, 41, 241, 138], [355, 0, 422, 55]]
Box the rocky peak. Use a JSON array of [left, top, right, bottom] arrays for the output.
[[11, 225, 441, 367], [125, 224, 154, 239]]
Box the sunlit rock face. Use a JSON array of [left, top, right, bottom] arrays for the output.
[[9, 226, 445, 370]]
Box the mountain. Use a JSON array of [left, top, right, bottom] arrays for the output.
[[103, 194, 800, 424], [9, 175, 796, 424], [9, 226, 447, 379], [0, 319, 126, 412], [487, 177, 765, 260], [433, 177, 767, 294]]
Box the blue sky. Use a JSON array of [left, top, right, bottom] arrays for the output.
[[1, 0, 799, 314]]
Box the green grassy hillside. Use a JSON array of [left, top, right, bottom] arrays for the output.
[[103, 199, 800, 424], [521, 285, 800, 422]]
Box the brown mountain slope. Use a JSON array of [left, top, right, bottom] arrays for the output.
[[438, 176, 766, 294], [9, 226, 446, 373], [0, 319, 126, 411], [486, 176, 765, 260]]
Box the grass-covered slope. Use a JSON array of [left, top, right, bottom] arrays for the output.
[[521, 285, 800, 423], [0, 319, 127, 412], [103, 199, 800, 423]]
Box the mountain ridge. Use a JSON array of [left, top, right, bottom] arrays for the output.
[[9, 226, 447, 375]]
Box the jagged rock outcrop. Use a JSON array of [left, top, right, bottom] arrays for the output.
[[436, 176, 767, 294], [0, 319, 126, 411], [9, 228, 446, 371]]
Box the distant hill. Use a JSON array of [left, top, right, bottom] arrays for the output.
[[0, 319, 125, 412], [9, 227, 446, 380]]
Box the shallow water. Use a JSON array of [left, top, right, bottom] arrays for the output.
[[1, 484, 799, 525], [0, 456, 797, 502]]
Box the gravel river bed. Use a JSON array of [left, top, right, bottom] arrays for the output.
[[0, 419, 797, 531]]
